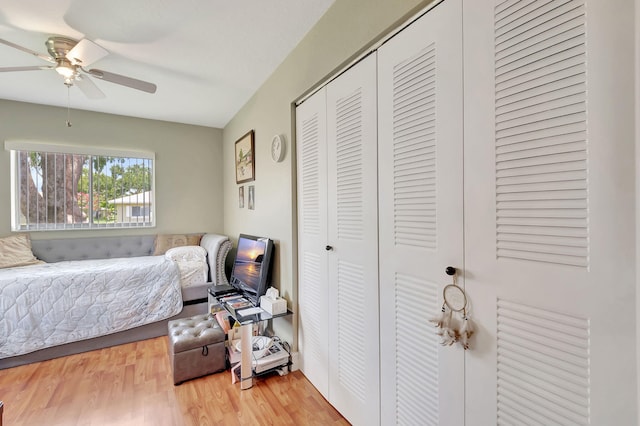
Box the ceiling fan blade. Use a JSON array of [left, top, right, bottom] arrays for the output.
[[0, 38, 55, 63], [86, 68, 157, 94], [66, 39, 108, 67], [74, 75, 106, 99], [0, 65, 53, 72]]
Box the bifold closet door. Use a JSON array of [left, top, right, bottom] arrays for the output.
[[296, 87, 329, 398], [464, 0, 636, 424], [296, 53, 380, 425], [325, 53, 379, 426], [378, 0, 464, 424]]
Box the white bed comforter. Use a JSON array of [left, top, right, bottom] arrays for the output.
[[0, 256, 182, 359]]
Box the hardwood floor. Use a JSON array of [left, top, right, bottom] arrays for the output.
[[0, 337, 349, 425]]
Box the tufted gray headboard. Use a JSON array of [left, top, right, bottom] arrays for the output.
[[31, 235, 156, 263]]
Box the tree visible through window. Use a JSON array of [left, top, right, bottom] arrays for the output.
[[12, 149, 154, 230]]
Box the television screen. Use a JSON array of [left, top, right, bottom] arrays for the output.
[[229, 234, 274, 306]]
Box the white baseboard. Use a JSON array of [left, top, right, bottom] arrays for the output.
[[290, 351, 300, 371]]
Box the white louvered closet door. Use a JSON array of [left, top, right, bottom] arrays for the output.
[[464, 0, 636, 424], [296, 87, 329, 399], [326, 53, 379, 426], [378, 0, 464, 425]]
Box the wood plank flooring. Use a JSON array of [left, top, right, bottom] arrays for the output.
[[0, 337, 349, 425]]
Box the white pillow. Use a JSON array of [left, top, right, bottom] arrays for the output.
[[164, 245, 207, 262]]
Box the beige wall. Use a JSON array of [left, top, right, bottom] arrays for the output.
[[222, 0, 435, 345], [0, 99, 224, 239]]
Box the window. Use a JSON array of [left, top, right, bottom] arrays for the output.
[[7, 141, 155, 231], [130, 206, 149, 218]]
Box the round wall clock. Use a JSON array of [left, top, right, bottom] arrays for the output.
[[271, 134, 286, 162]]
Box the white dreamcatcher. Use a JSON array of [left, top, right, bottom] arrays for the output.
[[430, 266, 474, 350]]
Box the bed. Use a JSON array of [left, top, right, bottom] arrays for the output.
[[0, 233, 231, 369]]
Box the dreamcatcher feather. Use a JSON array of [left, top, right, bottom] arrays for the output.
[[430, 280, 474, 350]]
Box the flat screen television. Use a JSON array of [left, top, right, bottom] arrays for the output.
[[229, 234, 275, 306]]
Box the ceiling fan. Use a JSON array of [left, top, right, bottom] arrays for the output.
[[0, 36, 157, 99]]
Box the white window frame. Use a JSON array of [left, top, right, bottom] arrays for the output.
[[5, 140, 156, 231]]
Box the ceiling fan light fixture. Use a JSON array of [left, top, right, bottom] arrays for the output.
[[55, 59, 75, 78], [55, 64, 74, 78], [2, 35, 156, 97]]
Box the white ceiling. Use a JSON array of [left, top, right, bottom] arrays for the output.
[[0, 0, 334, 128]]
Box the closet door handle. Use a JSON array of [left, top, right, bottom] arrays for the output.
[[325, 245, 333, 251], [445, 266, 456, 276]]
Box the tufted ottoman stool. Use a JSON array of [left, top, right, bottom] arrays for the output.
[[168, 314, 226, 385]]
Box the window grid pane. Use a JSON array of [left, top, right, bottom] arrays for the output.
[[13, 149, 154, 231]]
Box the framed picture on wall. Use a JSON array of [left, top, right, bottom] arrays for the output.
[[235, 130, 255, 184], [238, 186, 245, 208], [248, 185, 255, 210]]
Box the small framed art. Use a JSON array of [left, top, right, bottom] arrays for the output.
[[248, 185, 255, 210], [235, 130, 255, 184]]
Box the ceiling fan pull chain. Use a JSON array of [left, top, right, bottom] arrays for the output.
[[66, 84, 72, 127]]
